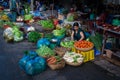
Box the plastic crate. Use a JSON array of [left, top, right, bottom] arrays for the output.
[[72, 47, 94, 62]]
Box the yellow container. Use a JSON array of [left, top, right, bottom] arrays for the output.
[[72, 47, 94, 62]]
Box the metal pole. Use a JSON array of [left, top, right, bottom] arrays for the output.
[[52, 0, 54, 16], [31, 0, 34, 11]]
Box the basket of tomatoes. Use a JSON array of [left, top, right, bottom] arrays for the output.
[[74, 40, 94, 51], [47, 56, 65, 70]]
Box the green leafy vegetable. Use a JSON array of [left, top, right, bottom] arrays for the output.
[[53, 28, 66, 36], [60, 41, 74, 48], [37, 20, 54, 29], [89, 33, 103, 50], [28, 31, 41, 42], [36, 45, 55, 57], [24, 14, 33, 20]]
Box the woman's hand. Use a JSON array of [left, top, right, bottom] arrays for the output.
[[79, 31, 85, 41], [71, 30, 74, 40]]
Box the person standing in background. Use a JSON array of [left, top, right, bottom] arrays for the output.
[[9, 0, 20, 21]]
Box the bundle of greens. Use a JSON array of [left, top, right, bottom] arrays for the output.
[[24, 14, 33, 21], [28, 31, 41, 42], [60, 41, 74, 48], [5, 21, 14, 27], [53, 28, 66, 36], [89, 33, 103, 50], [12, 26, 23, 42], [44, 33, 54, 40], [37, 20, 54, 29], [36, 45, 55, 58]]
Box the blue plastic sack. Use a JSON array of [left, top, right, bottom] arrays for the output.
[[19, 51, 38, 70], [33, 11, 41, 17], [19, 51, 46, 75], [37, 38, 50, 48], [25, 56, 46, 75]]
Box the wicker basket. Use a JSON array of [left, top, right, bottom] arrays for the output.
[[54, 47, 66, 56], [42, 27, 54, 31], [36, 23, 54, 32], [65, 61, 83, 66], [54, 47, 71, 56], [74, 45, 94, 51], [48, 60, 65, 70]]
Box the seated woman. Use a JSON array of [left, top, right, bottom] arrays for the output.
[[71, 22, 85, 41]]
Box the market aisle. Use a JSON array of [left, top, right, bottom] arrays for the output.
[[0, 29, 34, 80], [0, 29, 120, 80]]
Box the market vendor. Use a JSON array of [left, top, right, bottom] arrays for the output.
[[71, 22, 85, 41], [9, 0, 20, 21]]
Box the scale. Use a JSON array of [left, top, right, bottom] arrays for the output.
[[49, 38, 60, 49]]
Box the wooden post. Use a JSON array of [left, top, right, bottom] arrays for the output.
[[101, 28, 108, 54]]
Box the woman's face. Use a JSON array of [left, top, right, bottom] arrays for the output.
[[74, 26, 79, 30]]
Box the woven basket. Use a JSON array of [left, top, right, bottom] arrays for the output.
[[42, 27, 54, 31], [36, 23, 54, 31], [54, 47, 71, 56], [65, 61, 83, 66], [54, 47, 66, 57], [48, 60, 65, 70], [74, 45, 94, 51]]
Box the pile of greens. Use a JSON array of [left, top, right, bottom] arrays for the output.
[[54, 56, 62, 64], [89, 33, 103, 50], [36, 45, 55, 57], [28, 31, 41, 42], [12, 26, 23, 42], [24, 14, 33, 21], [37, 20, 54, 29], [5, 21, 14, 27], [53, 28, 66, 36], [44, 33, 53, 40], [60, 41, 74, 48], [67, 14, 74, 22]]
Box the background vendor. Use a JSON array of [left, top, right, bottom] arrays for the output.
[[71, 22, 85, 41]]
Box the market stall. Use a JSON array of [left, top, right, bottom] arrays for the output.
[[96, 25, 120, 54], [0, 1, 98, 75]]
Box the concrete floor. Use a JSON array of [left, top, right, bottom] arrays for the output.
[[0, 28, 120, 80]]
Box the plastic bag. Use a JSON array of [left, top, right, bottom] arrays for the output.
[[27, 26, 35, 32], [19, 51, 38, 70], [19, 51, 46, 75], [25, 57, 46, 75], [112, 19, 120, 26], [37, 38, 50, 48], [3, 27, 14, 42]]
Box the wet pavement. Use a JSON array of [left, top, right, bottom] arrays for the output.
[[0, 28, 120, 80]]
